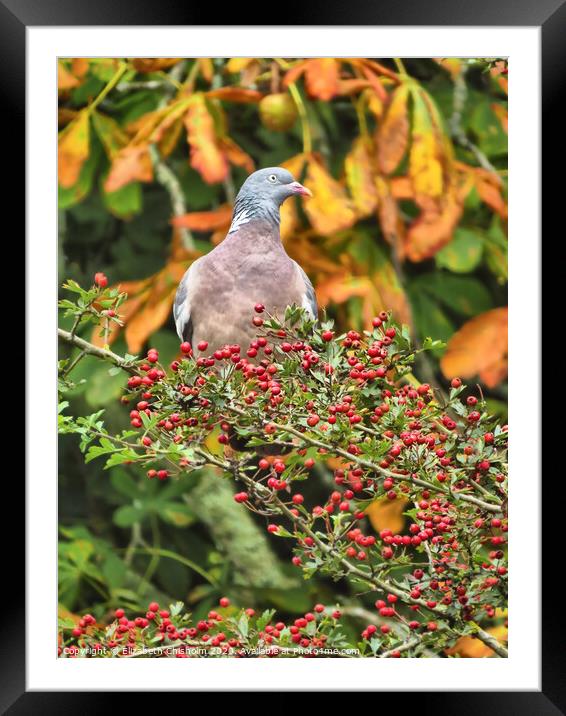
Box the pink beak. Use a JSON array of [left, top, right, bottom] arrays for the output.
[[290, 181, 312, 198]]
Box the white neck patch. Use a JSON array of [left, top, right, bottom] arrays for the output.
[[228, 208, 251, 234]]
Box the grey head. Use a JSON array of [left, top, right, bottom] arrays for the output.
[[229, 167, 311, 234]]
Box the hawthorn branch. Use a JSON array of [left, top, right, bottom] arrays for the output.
[[57, 328, 508, 659], [449, 65, 502, 182], [194, 449, 508, 658], [58, 328, 137, 374], [226, 405, 503, 513]]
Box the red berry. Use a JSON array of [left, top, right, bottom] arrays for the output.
[[94, 272, 108, 288], [180, 342, 192, 354], [254, 303, 265, 313], [322, 330, 334, 342], [197, 341, 208, 352], [451, 378, 462, 388], [219, 597, 230, 608]]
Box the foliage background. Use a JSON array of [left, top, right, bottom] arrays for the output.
[[58, 57, 507, 654]]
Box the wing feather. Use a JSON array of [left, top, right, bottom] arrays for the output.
[[173, 259, 202, 344], [293, 261, 318, 319]]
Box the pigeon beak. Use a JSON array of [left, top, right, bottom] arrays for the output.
[[290, 181, 312, 198]]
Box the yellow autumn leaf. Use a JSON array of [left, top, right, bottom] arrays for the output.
[[226, 58, 257, 73], [58, 110, 90, 188], [345, 137, 378, 217], [303, 158, 356, 236], [446, 625, 508, 658], [409, 88, 444, 201], [376, 84, 410, 175], [366, 496, 409, 534]]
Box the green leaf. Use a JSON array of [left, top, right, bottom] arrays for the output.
[[102, 178, 142, 219], [113, 504, 146, 527], [435, 228, 484, 273], [160, 502, 195, 527]]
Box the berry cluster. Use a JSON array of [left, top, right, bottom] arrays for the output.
[[58, 278, 509, 658]]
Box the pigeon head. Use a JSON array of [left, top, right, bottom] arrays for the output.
[[229, 167, 311, 234]]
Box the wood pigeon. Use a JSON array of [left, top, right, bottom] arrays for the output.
[[173, 167, 317, 355]]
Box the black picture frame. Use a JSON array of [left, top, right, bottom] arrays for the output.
[[8, 0, 554, 708]]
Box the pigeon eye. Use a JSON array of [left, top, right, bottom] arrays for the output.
[[267, 174, 278, 183]]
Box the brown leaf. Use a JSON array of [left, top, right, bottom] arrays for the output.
[[376, 84, 410, 175], [104, 144, 153, 193], [440, 307, 508, 388], [345, 137, 378, 217], [303, 157, 357, 236], [375, 175, 405, 252], [366, 496, 409, 534], [171, 204, 233, 231], [304, 59, 340, 101], [58, 110, 90, 188], [184, 95, 229, 184], [206, 87, 263, 103]]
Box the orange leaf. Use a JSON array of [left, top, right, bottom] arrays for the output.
[[219, 137, 255, 174], [404, 173, 472, 262], [171, 204, 233, 231], [125, 290, 177, 353], [131, 58, 182, 73], [303, 157, 356, 236], [184, 95, 228, 184], [58, 110, 90, 188], [366, 496, 409, 534], [282, 61, 309, 87], [316, 274, 373, 308], [440, 307, 508, 388], [337, 79, 373, 96], [197, 58, 214, 83], [206, 87, 263, 103], [304, 59, 340, 101], [104, 144, 153, 193], [345, 137, 378, 217], [376, 84, 410, 175], [71, 58, 90, 78], [58, 61, 80, 91], [477, 177, 508, 220]]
